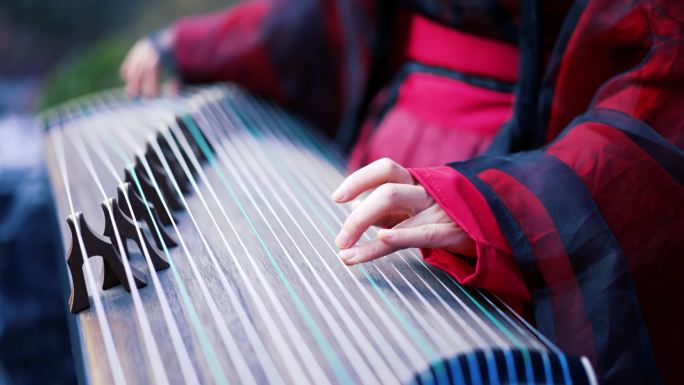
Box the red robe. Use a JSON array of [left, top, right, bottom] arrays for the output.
[[168, 1, 683, 383]]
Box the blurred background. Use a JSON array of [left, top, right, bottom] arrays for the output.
[[1, 0, 229, 114], [0, 1, 226, 384]]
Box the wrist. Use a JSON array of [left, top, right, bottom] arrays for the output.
[[148, 27, 176, 72]]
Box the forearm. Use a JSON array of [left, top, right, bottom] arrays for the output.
[[169, 0, 385, 133]]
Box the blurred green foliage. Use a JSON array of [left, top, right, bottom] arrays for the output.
[[38, 38, 131, 110], [34, 0, 229, 111]]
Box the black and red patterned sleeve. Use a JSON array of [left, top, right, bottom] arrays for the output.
[[171, 0, 383, 133], [410, 1, 684, 384]]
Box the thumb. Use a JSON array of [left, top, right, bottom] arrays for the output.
[[377, 223, 476, 256]]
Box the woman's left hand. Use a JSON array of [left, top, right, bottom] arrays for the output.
[[332, 158, 475, 265]]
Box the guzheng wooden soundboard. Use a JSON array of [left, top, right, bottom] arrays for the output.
[[41, 85, 596, 385]]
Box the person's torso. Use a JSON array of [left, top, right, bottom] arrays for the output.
[[347, 0, 573, 170]]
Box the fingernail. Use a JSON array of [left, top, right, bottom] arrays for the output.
[[335, 229, 352, 248], [331, 186, 346, 202], [339, 249, 359, 265], [378, 229, 393, 241], [339, 248, 354, 260]]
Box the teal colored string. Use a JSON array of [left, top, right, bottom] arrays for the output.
[[238, 97, 531, 385], [107, 133, 228, 385], [222, 104, 446, 385], [290, 112, 537, 382], [183, 115, 354, 385]]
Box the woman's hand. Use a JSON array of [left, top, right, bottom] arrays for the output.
[[120, 28, 176, 98], [332, 158, 475, 265], [120, 38, 161, 97]]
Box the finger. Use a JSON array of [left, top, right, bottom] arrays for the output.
[[353, 196, 409, 228], [120, 53, 132, 80], [339, 238, 398, 266], [351, 198, 407, 228], [335, 184, 431, 248], [125, 45, 154, 97], [378, 223, 476, 256], [123, 45, 143, 95], [163, 78, 180, 96], [332, 158, 413, 203], [381, 192, 452, 228], [141, 59, 159, 98], [125, 55, 145, 97], [120, 43, 140, 80]]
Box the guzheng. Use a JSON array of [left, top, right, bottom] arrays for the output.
[[41, 85, 597, 385]]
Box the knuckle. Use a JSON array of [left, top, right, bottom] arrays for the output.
[[378, 157, 397, 173], [421, 227, 436, 244], [377, 184, 399, 204]]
